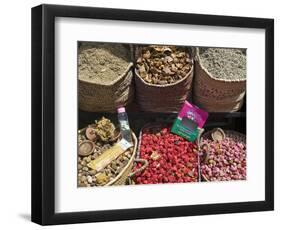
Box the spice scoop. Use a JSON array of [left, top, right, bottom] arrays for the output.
[[211, 128, 225, 142], [79, 140, 95, 156]]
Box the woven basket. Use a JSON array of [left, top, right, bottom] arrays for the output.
[[193, 49, 246, 112], [131, 122, 201, 183], [199, 129, 246, 182], [79, 63, 134, 112], [134, 47, 194, 112]]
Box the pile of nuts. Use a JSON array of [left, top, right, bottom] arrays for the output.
[[134, 126, 198, 184], [77, 118, 132, 187], [200, 133, 246, 181], [136, 45, 193, 85]]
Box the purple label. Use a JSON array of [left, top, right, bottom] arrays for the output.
[[178, 101, 208, 128]]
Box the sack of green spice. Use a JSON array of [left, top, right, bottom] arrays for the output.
[[193, 47, 246, 112]]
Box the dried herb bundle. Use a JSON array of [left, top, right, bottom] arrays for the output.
[[94, 117, 116, 142], [136, 45, 192, 85]]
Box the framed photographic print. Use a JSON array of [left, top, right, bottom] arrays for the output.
[[31, 4, 274, 225]]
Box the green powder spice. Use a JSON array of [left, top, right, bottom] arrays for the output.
[[199, 48, 246, 80], [78, 43, 131, 84]]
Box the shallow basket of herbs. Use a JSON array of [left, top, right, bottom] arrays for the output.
[[132, 122, 200, 185], [78, 42, 134, 112], [193, 47, 246, 112], [199, 128, 246, 182], [77, 117, 143, 187], [134, 45, 195, 113]]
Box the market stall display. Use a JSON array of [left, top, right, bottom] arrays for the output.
[[77, 42, 247, 187]]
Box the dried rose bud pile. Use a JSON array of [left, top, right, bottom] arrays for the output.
[[136, 46, 193, 85], [200, 137, 246, 181], [134, 126, 198, 184]]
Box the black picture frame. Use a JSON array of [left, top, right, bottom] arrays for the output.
[[31, 4, 274, 225]]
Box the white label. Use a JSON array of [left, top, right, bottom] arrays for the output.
[[118, 138, 133, 150]]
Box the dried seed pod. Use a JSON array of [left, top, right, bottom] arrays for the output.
[[78, 134, 86, 143], [176, 63, 183, 69], [136, 57, 142, 63], [96, 172, 109, 185], [143, 50, 151, 59], [163, 47, 172, 55], [164, 56, 173, 63], [159, 80, 168, 85]]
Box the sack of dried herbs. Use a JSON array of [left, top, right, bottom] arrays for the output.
[[193, 47, 246, 112], [134, 45, 194, 112], [78, 42, 134, 112]]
